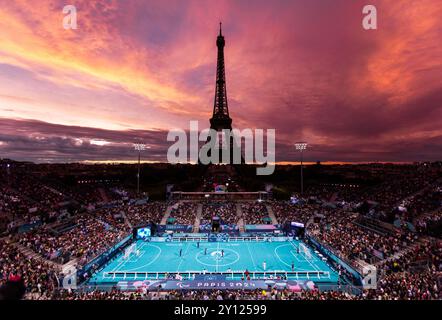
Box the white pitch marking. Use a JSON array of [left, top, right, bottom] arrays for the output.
[[273, 244, 310, 271], [175, 242, 191, 273], [246, 241, 257, 269], [289, 240, 320, 271], [116, 243, 162, 272]]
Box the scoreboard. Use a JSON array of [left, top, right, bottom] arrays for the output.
[[135, 226, 151, 239]]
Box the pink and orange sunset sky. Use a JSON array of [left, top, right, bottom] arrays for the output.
[[0, 0, 441, 163]]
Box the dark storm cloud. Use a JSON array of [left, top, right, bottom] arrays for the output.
[[1, 117, 441, 163], [0, 118, 170, 162]]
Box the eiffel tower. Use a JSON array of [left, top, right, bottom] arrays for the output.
[[202, 23, 243, 165], [210, 22, 232, 132]]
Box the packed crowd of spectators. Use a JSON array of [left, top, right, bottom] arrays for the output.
[[18, 216, 126, 266], [365, 271, 440, 300], [415, 210, 442, 235], [363, 240, 441, 300], [202, 202, 238, 224], [0, 170, 66, 210], [303, 184, 346, 203], [309, 212, 416, 265], [92, 207, 131, 233], [241, 202, 270, 224], [161, 289, 355, 300], [269, 201, 321, 225], [0, 185, 49, 226], [52, 289, 145, 300], [401, 186, 442, 220], [38, 286, 358, 300], [125, 202, 168, 226], [0, 238, 58, 299], [0, 186, 31, 220], [169, 202, 198, 225], [349, 173, 440, 223], [48, 288, 359, 300]]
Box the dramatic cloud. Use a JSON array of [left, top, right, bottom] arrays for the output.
[[0, 118, 169, 162], [0, 0, 441, 162]]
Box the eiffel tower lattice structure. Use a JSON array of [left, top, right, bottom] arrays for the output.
[[201, 23, 244, 165]]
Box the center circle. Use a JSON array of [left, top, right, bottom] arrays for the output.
[[210, 251, 223, 260], [196, 248, 240, 267]]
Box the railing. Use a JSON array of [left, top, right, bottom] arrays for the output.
[[170, 191, 270, 201], [102, 270, 331, 281], [305, 233, 364, 284], [227, 236, 288, 242], [155, 235, 290, 242], [355, 216, 397, 235], [170, 236, 208, 242]]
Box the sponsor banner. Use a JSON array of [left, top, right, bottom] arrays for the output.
[[208, 233, 229, 242], [244, 224, 281, 232], [117, 279, 313, 291], [194, 274, 226, 281], [291, 222, 305, 228], [81, 235, 132, 272], [150, 236, 167, 242], [157, 225, 193, 233], [307, 235, 363, 283]]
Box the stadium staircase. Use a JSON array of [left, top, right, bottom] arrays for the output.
[[354, 216, 395, 235], [120, 210, 133, 229], [374, 237, 428, 267], [192, 203, 203, 233], [236, 203, 245, 233], [42, 185, 64, 198], [413, 208, 440, 225], [265, 205, 279, 224], [61, 258, 78, 278], [161, 202, 179, 225], [392, 177, 441, 210], [11, 241, 62, 272], [7, 186, 39, 207], [305, 216, 315, 228]]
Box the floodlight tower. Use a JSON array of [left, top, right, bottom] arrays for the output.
[[295, 142, 308, 195], [133, 143, 147, 196]]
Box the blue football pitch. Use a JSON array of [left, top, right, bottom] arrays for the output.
[[89, 239, 339, 284]]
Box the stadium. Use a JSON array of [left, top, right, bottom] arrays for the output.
[[0, 0, 441, 304], [1, 161, 441, 300]]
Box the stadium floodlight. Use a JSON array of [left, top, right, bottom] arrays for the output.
[[294, 142, 308, 195], [133, 143, 149, 196], [295, 142, 307, 151], [134, 143, 147, 151]]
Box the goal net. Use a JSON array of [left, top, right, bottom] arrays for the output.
[[123, 243, 137, 260], [299, 243, 313, 260]]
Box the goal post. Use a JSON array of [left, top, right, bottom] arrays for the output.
[[299, 243, 313, 260], [123, 243, 137, 260]]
